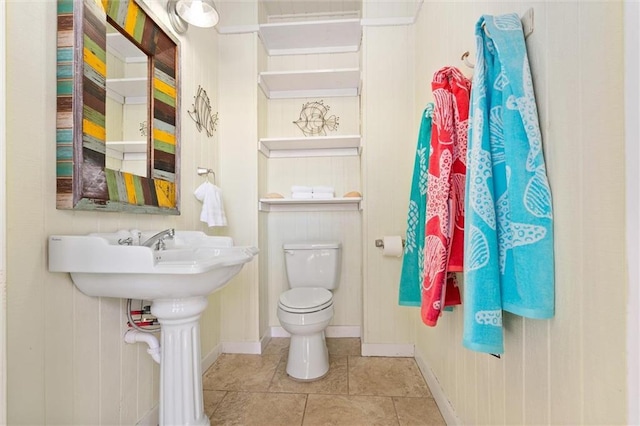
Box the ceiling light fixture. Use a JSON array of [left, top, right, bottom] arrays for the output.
[[167, 0, 219, 34]]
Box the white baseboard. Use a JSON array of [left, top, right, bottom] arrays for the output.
[[269, 325, 361, 338], [136, 404, 158, 426], [201, 343, 223, 372], [260, 330, 272, 353], [221, 340, 262, 354], [414, 349, 460, 425], [361, 343, 415, 357]]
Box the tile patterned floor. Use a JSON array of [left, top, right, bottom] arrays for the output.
[[202, 338, 446, 425]]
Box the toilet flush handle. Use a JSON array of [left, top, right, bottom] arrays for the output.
[[284, 250, 295, 255]]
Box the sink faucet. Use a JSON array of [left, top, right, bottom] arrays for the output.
[[141, 228, 175, 250]]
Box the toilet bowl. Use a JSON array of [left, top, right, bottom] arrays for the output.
[[277, 242, 341, 381], [277, 288, 334, 380]]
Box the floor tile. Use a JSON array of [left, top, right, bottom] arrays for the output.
[[327, 338, 361, 356], [303, 394, 398, 426], [203, 390, 226, 417], [393, 397, 446, 426], [203, 354, 281, 392], [269, 355, 348, 395], [348, 356, 431, 398], [211, 391, 307, 426], [263, 337, 290, 356]]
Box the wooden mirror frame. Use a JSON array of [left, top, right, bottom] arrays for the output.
[[57, 0, 180, 214]]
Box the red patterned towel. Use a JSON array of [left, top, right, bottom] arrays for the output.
[[422, 67, 471, 326]]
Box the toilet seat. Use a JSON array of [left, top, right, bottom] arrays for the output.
[[278, 288, 333, 314]]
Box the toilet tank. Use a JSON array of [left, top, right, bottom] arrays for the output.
[[283, 241, 342, 290]]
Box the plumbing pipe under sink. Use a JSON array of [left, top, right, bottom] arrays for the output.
[[124, 329, 161, 364]]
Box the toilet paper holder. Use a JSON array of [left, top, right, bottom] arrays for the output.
[[375, 238, 405, 248]]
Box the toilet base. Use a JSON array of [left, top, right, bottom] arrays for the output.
[[286, 332, 329, 381]]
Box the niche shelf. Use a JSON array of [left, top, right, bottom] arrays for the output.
[[105, 140, 147, 161], [106, 32, 147, 63], [259, 135, 361, 158], [259, 197, 362, 212], [106, 77, 147, 105], [259, 19, 362, 56], [258, 68, 360, 99]]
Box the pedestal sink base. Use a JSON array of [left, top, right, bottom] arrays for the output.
[[152, 296, 210, 426]]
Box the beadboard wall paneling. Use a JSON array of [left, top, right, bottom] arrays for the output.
[[360, 22, 416, 345], [217, 31, 260, 344], [268, 52, 359, 73], [412, 2, 627, 424], [268, 96, 359, 138], [266, 156, 361, 198], [6, 0, 222, 423]]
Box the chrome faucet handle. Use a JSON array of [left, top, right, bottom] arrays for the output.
[[118, 237, 134, 246]]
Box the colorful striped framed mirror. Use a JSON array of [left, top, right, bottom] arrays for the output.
[[56, 0, 180, 214]]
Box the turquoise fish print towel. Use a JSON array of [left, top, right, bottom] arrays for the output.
[[464, 13, 555, 354], [399, 104, 434, 306]]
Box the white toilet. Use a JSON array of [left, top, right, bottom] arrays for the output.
[[277, 241, 342, 381]]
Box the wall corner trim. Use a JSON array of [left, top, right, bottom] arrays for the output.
[[414, 348, 461, 426]]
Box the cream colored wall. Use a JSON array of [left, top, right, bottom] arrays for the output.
[[217, 29, 261, 344], [410, 2, 627, 424], [258, 23, 363, 332], [360, 19, 417, 345], [5, 0, 222, 423]]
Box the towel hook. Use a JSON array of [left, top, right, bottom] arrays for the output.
[[197, 167, 216, 184], [461, 51, 475, 69]]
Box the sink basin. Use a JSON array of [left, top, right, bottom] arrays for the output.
[[49, 230, 258, 426], [48, 230, 259, 300]]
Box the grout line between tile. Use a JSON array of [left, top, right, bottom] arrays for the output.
[[391, 396, 402, 426], [209, 390, 229, 421], [300, 393, 309, 426]]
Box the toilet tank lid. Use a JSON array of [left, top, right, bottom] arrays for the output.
[[283, 241, 341, 250]]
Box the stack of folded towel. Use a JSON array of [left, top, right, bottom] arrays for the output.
[[291, 185, 335, 199]]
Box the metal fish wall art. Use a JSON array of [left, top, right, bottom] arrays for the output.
[[293, 100, 339, 137], [188, 85, 219, 137]]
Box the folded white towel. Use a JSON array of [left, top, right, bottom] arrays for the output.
[[291, 185, 313, 193], [312, 186, 335, 194], [311, 192, 334, 199], [291, 192, 313, 199], [194, 182, 227, 227]]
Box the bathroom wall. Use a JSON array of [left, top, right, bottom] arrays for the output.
[[360, 12, 417, 348], [5, 0, 224, 423], [257, 33, 364, 330], [411, 1, 626, 424], [217, 27, 261, 347]]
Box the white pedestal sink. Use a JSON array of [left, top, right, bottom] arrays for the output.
[[48, 230, 258, 426]]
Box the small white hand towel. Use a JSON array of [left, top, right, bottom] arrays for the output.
[[312, 186, 335, 194], [291, 192, 314, 199], [291, 185, 313, 193], [194, 182, 227, 227], [311, 192, 334, 199]]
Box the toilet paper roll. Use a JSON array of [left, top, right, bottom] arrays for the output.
[[383, 236, 404, 257]]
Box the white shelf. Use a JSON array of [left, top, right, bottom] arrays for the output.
[[259, 197, 362, 212], [258, 68, 360, 99], [107, 32, 147, 63], [105, 141, 147, 161], [106, 77, 147, 105], [259, 135, 361, 158], [107, 140, 147, 153], [259, 19, 362, 56]]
